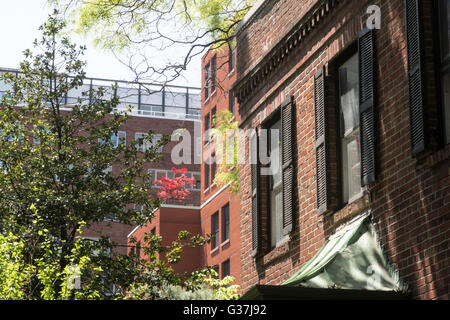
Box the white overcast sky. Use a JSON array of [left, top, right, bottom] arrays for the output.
[[0, 0, 201, 87]]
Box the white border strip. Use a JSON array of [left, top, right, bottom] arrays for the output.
[[127, 183, 231, 238]]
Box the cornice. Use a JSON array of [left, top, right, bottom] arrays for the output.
[[233, 0, 343, 105]]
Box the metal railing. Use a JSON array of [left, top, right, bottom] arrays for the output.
[[0, 68, 201, 121]]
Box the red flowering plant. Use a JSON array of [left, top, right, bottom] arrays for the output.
[[153, 167, 195, 203]]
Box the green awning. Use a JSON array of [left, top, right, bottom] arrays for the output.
[[283, 213, 407, 292]]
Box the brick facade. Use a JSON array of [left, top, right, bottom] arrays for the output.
[[127, 206, 203, 274], [86, 103, 202, 255], [200, 44, 242, 285], [234, 0, 449, 299]]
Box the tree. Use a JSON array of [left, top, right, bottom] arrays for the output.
[[0, 12, 236, 300], [49, 0, 252, 85], [211, 110, 240, 195]]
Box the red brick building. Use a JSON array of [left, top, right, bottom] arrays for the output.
[[82, 107, 202, 256], [126, 44, 243, 285], [233, 0, 449, 300], [200, 44, 241, 285]]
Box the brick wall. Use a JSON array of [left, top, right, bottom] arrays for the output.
[[200, 44, 242, 285], [85, 114, 201, 254], [127, 206, 203, 274], [235, 0, 449, 299]]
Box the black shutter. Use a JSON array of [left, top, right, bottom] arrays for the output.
[[281, 96, 295, 236], [358, 28, 377, 187], [250, 129, 260, 257], [405, 0, 425, 156], [314, 67, 328, 215]]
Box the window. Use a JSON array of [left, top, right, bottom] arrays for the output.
[[222, 203, 230, 243], [205, 113, 210, 143], [211, 212, 219, 250], [136, 241, 141, 260], [438, 0, 450, 144], [251, 97, 295, 257], [212, 265, 219, 279], [33, 126, 52, 145], [135, 132, 162, 153], [204, 158, 211, 190], [267, 116, 284, 248], [211, 154, 217, 184], [222, 259, 230, 279], [211, 107, 217, 128], [205, 63, 210, 100], [211, 56, 217, 93], [229, 92, 235, 116], [229, 47, 235, 72], [338, 53, 363, 204], [105, 212, 119, 222], [194, 173, 201, 190], [99, 131, 126, 147]]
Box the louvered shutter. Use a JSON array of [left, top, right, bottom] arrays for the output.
[[405, 0, 425, 156], [250, 129, 260, 257], [314, 67, 328, 216], [358, 28, 377, 187], [281, 96, 295, 235]]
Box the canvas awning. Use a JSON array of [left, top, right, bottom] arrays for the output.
[[282, 213, 407, 292], [241, 213, 409, 300]]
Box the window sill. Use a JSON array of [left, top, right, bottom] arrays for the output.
[[345, 189, 368, 207], [221, 239, 230, 250], [416, 143, 450, 170], [329, 192, 371, 229], [262, 238, 290, 266], [210, 247, 219, 256]]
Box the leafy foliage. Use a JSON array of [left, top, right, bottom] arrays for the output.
[[0, 12, 241, 300], [153, 167, 195, 202], [211, 110, 240, 194], [48, 0, 252, 83]]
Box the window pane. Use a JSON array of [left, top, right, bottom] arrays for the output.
[[339, 54, 359, 136], [211, 57, 217, 92], [229, 92, 235, 115], [268, 117, 283, 248], [157, 170, 166, 180], [205, 64, 210, 99], [118, 131, 126, 145], [440, 0, 450, 61], [211, 155, 216, 183], [270, 184, 283, 248], [229, 48, 235, 72], [341, 129, 362, 203], [442, 72, 450, 143], [211, 107, 216, 127], [212, 213, 219, 249], [222, 260, 230, 278], [193, 173, 201, 190], [222, 204, 230, 242], [270, 119, 282, 185], [205, 162, 210, 189]]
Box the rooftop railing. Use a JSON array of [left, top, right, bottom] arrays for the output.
[[0, 68, 201, 121]]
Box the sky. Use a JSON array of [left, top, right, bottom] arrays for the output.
[[0, 0, 201, 88]]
